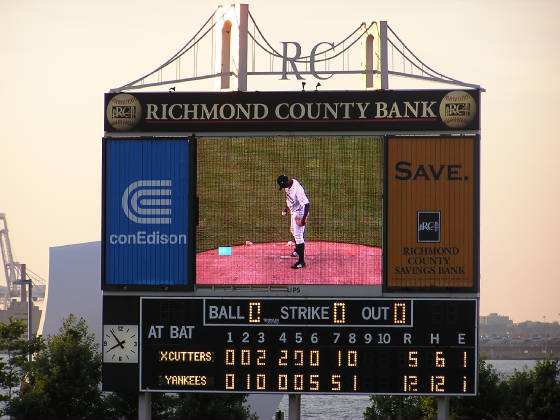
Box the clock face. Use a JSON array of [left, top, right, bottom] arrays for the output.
[[103, 324, 138, 363]]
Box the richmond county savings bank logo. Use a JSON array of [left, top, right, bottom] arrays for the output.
[[439, 91, 477, 129], [106, 94, 142, 131], [108, 179, 187, 246], [417, 211, 440, 243]]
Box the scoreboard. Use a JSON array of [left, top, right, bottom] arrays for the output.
[[140, 297, 477, 395], [102, 89, 481, 398]]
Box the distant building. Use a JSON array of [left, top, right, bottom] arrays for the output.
[[43, 241, 101, 343], [480, 313, 514, 336]]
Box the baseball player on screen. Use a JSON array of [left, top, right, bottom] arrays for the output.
[[277, 174, 310, 269]]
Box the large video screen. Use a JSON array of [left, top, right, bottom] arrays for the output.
[[196, 136, 383, 285]]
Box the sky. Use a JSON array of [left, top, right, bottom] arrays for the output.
[[1, 0, 559, 323]]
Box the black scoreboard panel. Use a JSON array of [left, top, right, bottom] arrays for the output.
[[140, 297, 477, 395]]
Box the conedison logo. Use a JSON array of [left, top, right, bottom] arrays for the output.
[[122, 180, 172, 224], [110, 179, 187, 246], [109, 231, 187, 246]]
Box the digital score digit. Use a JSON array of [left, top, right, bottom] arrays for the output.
[[140, 298, 477, 395]]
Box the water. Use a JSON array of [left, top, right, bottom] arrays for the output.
[[485, 359, 537, 377], [276, 395, 370, 420], [273, 360, 539, 420]]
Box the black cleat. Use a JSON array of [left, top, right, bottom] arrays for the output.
[[291, 262, 306, 269]]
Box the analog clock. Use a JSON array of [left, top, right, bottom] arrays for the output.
[[103, 324, 138, 363]]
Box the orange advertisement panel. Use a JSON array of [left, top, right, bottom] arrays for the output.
[[385, 136, 479, 291]]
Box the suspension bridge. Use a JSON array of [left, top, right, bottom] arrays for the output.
[[110, 4, 483, 93]]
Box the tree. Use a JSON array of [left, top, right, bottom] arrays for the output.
[[104, 391, 256, 420], [103, 391, 178, 420], [502, 366, 533, 419], [528, 359, 560, 419], [363, 395, 424, 420], [6, 314, 107, 419], [102, 391, 137, 420], [503, 359, 560, 420], [0, 317, 44, 416], [167, 393, 257, 420]]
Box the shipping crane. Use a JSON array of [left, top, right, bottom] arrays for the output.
[[0, 213, 46, 309]]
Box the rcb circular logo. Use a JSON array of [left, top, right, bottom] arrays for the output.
[[439, 91, 476, 129], [106, 93, 142, 131]]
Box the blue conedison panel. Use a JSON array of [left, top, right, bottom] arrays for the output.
[[105, 139, 190, 287]]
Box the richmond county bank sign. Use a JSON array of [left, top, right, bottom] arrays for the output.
[[105, 90, 479, 133]]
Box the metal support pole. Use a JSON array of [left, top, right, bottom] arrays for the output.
[[20, 264, 27, 303], [20, 265, 28, 337], [288, 394, 301, 420], [138, 392, 152, 420], [17, 264, 33, 360], [27, 274, 32, 341], [379, 21, 389, 89], [237, 3, 249, 91], [437, 396, 450, 420]]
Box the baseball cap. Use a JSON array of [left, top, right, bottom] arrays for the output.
[[277, 175, 289, 190]]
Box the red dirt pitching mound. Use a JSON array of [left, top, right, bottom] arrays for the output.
[[196, 241, 382, 285]]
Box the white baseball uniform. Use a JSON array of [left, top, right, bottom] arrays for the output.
[[284, 179, 310, 245]]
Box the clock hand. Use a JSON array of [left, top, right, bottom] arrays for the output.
[[110, 330, 126, 349], [107, 340, 127, 352]]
